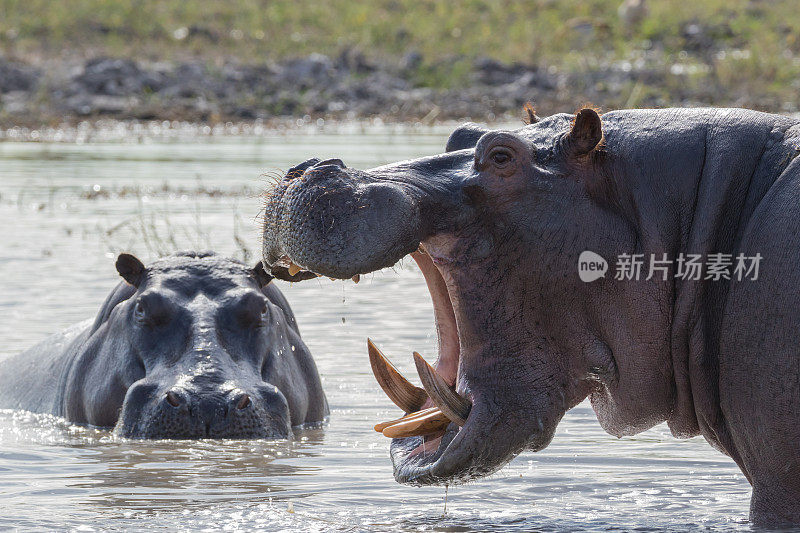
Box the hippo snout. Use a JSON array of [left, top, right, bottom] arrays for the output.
[[115, 381, 292, 439], [263, 156, 429, 279], [162, 388, 253, 433]]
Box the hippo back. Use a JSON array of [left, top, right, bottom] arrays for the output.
[[0, 282, 137, 415], [0, 320, 92, 414]]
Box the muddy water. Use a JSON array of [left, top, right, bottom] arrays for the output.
[[0, 129, 750, 531]]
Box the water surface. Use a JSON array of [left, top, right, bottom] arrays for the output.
[[0, 130, 750, 531]]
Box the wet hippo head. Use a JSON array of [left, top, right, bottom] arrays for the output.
[[262, 109, 664, 484], [66, 252, 327, 439]]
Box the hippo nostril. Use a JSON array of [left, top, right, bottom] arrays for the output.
[[166, 391, 182, 407], [235, 394, 251, 410], [315, 158, 345, 169], [285, 158, 321, 180]]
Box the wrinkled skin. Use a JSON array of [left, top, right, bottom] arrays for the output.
[[0, 252, 328, 439], [262, 107, 800, 526]]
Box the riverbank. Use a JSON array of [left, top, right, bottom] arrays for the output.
[[2, 49, 798, 131]]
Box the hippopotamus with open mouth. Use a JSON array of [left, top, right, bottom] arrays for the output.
[[0, 252, 328, 438], [262, 107, 800, 525]]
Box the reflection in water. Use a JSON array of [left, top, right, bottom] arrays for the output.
[[74, 429, 326, 513], [0, 134, 752, 531], [0, 409, 328, 524]]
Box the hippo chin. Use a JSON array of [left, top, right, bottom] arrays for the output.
[[0, 252, 328, 439], [263, 107, 800, 525]]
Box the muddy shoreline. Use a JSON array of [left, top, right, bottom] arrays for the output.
[[2, 50, 792, 133]]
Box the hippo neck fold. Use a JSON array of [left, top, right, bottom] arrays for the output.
[[600, 108, 800, 454]]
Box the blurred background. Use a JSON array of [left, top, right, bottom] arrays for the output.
[[1, 0, 799, 130]]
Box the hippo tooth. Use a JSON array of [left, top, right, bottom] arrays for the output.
[[413, 352, 471, 426], [381, 408, 451, 438], [352, 274, 360, 283], [374, 406, 440, 432], [367, 339, 428, 413], [287, 263, 302, 276]]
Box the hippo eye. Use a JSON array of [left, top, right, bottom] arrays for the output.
[[133, 295, 171, 327], [490, 148, 513, 166], [234, 295, 269, 329], [257, 302, 272, 326], [134, 301, 147, 321]]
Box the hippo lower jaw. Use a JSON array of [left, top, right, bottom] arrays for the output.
[[363, 245, 558, 485], [389, 415, 556, 486]]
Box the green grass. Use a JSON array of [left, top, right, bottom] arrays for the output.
[[1, 0, 799, 107], [1, 0, 797, 63]]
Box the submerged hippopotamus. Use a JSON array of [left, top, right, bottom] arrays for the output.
[[0, 252, 328, 438], [262, 107, 800, 525]]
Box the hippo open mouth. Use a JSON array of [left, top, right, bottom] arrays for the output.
[[368, 248, 475, 485], [272, 239, 537, 485], [266, 233, 560, 485], [267, 209, 494, 483], [260, 117, 603, 484]]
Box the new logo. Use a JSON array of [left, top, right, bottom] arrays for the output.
[[578, 251, 608, 282]]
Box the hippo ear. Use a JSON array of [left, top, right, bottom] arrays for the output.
[[565, 108, 603, 157], [251, 261, 274, 287], [115, 253, 145, 287], [523, 102, 540, 125], [446, 123, 490, 152]]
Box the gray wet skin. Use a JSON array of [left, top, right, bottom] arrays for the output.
[[0, 252, 328, 439], [263, 107, 800, 526]]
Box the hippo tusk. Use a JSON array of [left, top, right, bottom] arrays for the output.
[[380, 408, 451, 438], [374, 406, 440, 432], [269, 264, 320, 282], [368, 339, 428, 413], [413, 352, 471, 426], [287, 262, 302, 276]]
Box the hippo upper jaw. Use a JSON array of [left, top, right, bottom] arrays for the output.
[[262, 154, 473, 281]]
